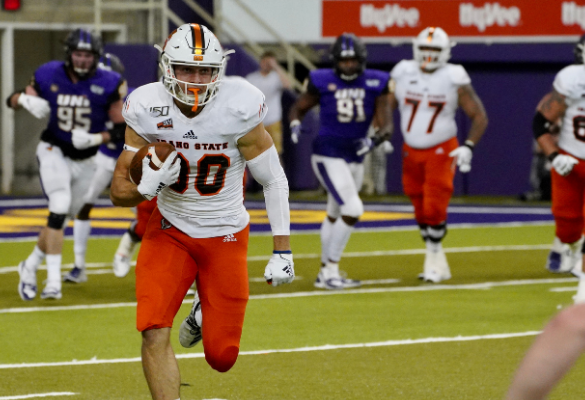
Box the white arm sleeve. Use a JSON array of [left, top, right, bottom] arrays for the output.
[[246, 145, 290, 236]]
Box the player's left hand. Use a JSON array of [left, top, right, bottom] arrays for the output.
[[551, 153, 578, 176], [355, 137, 376, 156], [449, 145, 473, 173], [381, 141, 394, 154], [71, 128, 104, 150], [264, 252, 294, 287]]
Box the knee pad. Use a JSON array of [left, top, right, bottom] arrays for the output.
[[47, 190, 72, 215], [340, 196, 364, 218], [205, 345, 239, 373], [47, 212, 67, 230], [427, 223, 447, 243]]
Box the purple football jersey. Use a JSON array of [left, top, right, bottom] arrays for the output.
[[34, 61, 123, 160], [309, 69, 389, 163]]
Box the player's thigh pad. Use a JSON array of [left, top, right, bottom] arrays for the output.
[[401, 144, 426, 197], [191, 225, 250, 372], [136, 208, 198, 332], [69, 157, 97, 217], [83, 152, 116, 204], [312, 155, 364, 218], [36, 141, 72, 215], [421, 141, 456, 225]]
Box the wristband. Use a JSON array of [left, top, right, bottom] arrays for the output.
[[548, 151, 560, 162], [290, 119, 301, 128], [464, 140, 475, 151]]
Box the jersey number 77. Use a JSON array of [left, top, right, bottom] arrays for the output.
[[404, 98, 445, 134]]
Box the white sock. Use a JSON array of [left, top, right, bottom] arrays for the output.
[[116, 232, 138, 257], [551, 236, 564, 252], [74, 219, 91, 268], [327, 218, 354, 263], [45, 254, 62, 287], [320, 218, 334, 265], [426, 240, 442, 253], [25, 245, 45, 270]]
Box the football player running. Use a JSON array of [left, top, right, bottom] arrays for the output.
[[110, 24, 294, 400], [535, 34, 585, 279], [63, 53, 130, 283], [289, 33, 393, 290], [9, 29, 126, 300], [389, 27, 488, 283]]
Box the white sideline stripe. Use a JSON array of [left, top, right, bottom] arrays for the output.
[[550, 287, 578, 292], [0, 331, 541, 370], [0, 277, 577, 315], [0, 393, 77, 399], [0, 244, 553, 274]]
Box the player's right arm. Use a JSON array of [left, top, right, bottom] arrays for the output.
[[7, 84, 51, 119], [288, 78, 320, 143], [110, 126, 149, 207], [534, 89, 577, 176], [534, 89, 567, 157]]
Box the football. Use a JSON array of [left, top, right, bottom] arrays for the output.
[[128, 142, 177, 185]]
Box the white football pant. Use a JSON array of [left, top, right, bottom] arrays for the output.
[[36, 141, 96, 217]]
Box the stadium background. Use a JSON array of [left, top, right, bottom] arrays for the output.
[[0, 0, 581, 197], [1, 1, 585, 399]]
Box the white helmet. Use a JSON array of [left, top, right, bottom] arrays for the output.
[[412, 27, 453, 71], [160, 24, 228, 107]]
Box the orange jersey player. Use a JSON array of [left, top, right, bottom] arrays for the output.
[[535, 34, 585, 283], [110, 24, 294, 400], [389, 27, 488, 283]]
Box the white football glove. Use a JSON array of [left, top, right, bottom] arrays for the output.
[[381, 141, 394, 154], [355, 137, 376, 156], [17, 94, 51, 119], [136, 151, 180, 201], [290, 120, 301, 144], [551, 153, 578, 176], [264, 252, 295, 287], [71, 128, 104, 150], [449, 145, 473, 173]]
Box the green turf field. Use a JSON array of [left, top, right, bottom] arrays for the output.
[[1, 223, 584, 399]]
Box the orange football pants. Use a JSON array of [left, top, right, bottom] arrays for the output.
[[402, 137, 458, 226], [134, 197, 157, 240], [136, 207, 250, 373], [551, 151, 585, 243]]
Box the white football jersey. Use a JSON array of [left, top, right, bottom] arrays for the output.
[[123, 77, 267, 238], [554, 64, 585, 159], [391, 60, 471, 149]]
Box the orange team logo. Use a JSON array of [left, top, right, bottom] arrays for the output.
[[157, 118, 173, 129]]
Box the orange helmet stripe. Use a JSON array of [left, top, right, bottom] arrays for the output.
[[426, 27, 435, 43], [190, 23, 205, 55]]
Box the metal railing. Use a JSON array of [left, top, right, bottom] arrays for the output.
[[93, 0, 316, 91]]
